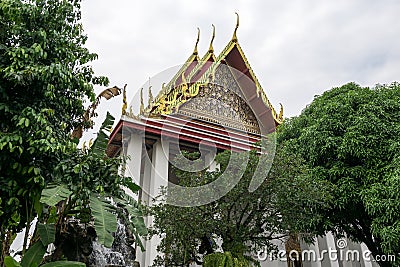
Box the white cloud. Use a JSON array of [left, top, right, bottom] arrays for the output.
[[80, 0, 400, 122]]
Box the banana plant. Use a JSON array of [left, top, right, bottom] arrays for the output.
[[40, 112, 147, 250], [6, 112, 147, 265], [4, 223, 84, 267]]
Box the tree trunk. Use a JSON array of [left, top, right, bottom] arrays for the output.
[[1, 231, 12, 266]]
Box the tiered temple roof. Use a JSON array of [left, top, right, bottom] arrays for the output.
[[141, 14, 283, 126], [108, 15, 283, 157]]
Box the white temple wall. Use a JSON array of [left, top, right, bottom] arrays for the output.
[[143, 139, 170, 266], [123, 132, 143, 200]]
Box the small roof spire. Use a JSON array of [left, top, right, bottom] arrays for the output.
[[181, 72, 187, 85], [232, 12, 239, 42], [148, 86, 153, 107], [122, 84, 127, 115], [140, 88, 144, 114], [208, 24, 215, 52], [279, 103, 284, 120], [193, 27, 200, 55]]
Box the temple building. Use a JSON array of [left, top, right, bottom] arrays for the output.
[[107, 17, 377, 267]]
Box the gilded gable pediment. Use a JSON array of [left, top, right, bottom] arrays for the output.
[[177, 64, 260, 134]]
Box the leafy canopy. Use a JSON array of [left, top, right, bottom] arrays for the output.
[[278, 82, 400, 266], [0, 0, 148, 265], [0, 0, 107, 243], [150, 147, 329, 266]]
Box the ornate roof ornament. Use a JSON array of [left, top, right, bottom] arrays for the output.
[[278, 103, 284, 121], [193, 27, 200, 55], [140, 88, 144, 114], [142, 17, 284, 126], [122, 84, 127, 115], [232, 12, 239, 42], [208, 24, 215, 53], [148, 85, 153, 107], [181, 72, 187, 85]]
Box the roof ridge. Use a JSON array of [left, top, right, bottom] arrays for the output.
[[144, 18, 283, 125], [154, 29, 201, 104]]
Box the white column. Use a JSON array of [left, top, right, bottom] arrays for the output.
[[123, 132, 148, 266], [326, 232, 340, 267], [140, 153, 152, 205], [124, 132, 143, 200], [307, 237, 322, 267], [149, 139, 170, 203], [360, 243, 374, 267], [145, 139, 170, 266], [136, 154, 152, 267]]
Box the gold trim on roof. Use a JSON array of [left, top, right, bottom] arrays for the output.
[[142, 17, 283, 125], [185, 25, 217, 82], [147, 81, 204, 116], [186, 51, 216, 82], [232, 41, 283, 124], [197, 18, 283, 124], [155, 28, 201, 105]]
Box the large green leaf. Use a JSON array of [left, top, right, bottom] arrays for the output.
[[4, 256, 21, 267], [116, 195, 147, 235], [40, 261, 86, 267], [89, 195, 117, 247], [113, 195, 147, 251], [20, 242, 46, 267], [37, 223, 55, 246], [91, 112, 115, 155], [127, 206, 147, 236], [125, 205, 147, 252], [132, 228, 145, 252], [40, 185, 72, 206]]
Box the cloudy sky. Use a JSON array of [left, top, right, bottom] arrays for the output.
[[80, 0, 400, 133]]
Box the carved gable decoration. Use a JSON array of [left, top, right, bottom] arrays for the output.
[[176, 64, 260, 134]]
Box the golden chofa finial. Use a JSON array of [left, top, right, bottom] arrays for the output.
[[278, 103, 284, 121], [139, 88, 144, 114], [193, 27, 200, 55], [122, 84, 127, 115], [181, 72, 187, 85], [232, 12, 239, 42], [208, 24, 215, 52], [148, 85, 153, 107]]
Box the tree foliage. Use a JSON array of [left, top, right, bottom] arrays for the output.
[[0, 0, 108, 258], [0, 0, 146, 264], [278, 82, 400, 266], [203, 252, 254, 267], [36, 113, 147, 262], [149, 147, 329, 266]]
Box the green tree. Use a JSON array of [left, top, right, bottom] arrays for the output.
[[0, 0, 107, 263], [36, 113, 147, 263], [3, 113, 147, 266], [278, 82, 400, 266], [150, 147, 329, 266]]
